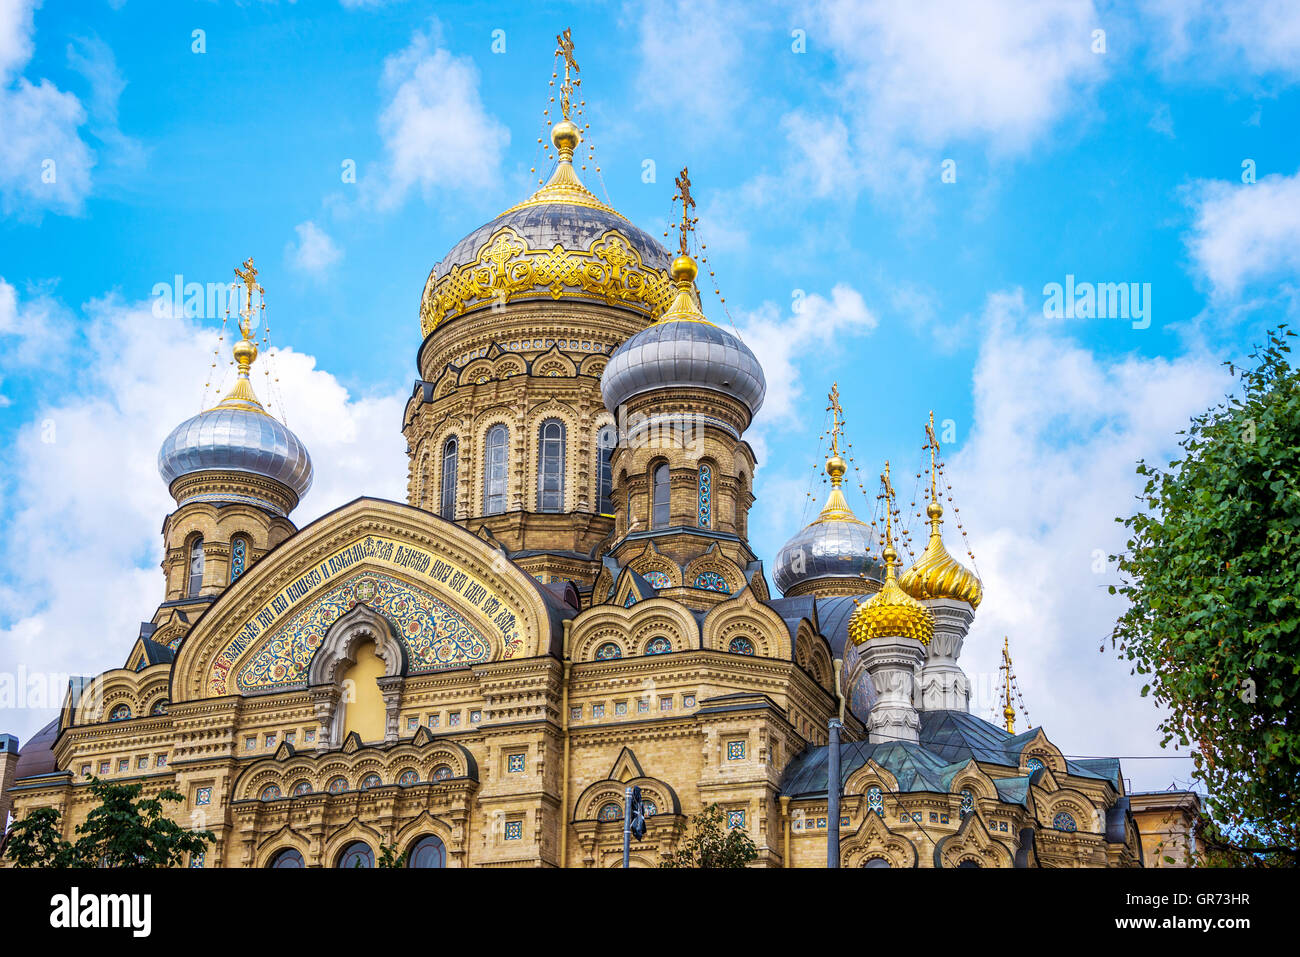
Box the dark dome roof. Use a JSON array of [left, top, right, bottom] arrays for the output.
[[14, 718, 59, 780]]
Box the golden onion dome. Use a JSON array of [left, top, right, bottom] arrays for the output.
[[898, 500, 983, 608], [847, 544, 934, 645], [418, 111, 673, 336]]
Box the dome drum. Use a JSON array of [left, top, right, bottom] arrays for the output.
[[773, 519, 883, 596]]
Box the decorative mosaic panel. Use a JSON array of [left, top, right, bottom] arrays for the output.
[[623, 593, 638, 607], [292, 780, 312, 796], [960, 789, 974, 815], [233, 571, 494, 693], [642, 569, 672, 589], [230, 537, 247, 582], [697, 464, 712, 528], [195, 787, 211, 806], [261, 784, 281, 801], [398, 769, 419, 786], [727, 810, 746, 829], [645, 636, 671, 655], [1026, 757, 1045, 774], [507, 753, 525, 773], [1052, 811, 1077, 832], [361, 773, 382, 790], [327, 776, 348, 793], [643, 801, 657, 817], [504, 820, 523, 841], [595, 641, 622, 660], [867, 786, 884, 817], [433, 765, 453, 781], [728, 636, 755, 655], [598, 802, 622, 822], [727, 740, 746, 760], [693, 571, 730, 593]]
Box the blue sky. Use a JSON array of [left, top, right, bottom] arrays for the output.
[[3, 0, 1299, 790]]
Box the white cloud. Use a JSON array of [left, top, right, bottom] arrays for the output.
[[738, 284, 878, 424], [285, 220, 343, 275], [632, 0, 749, 125], [947, 290, 1232, 788], [0, 0, 35, 81], [0, 276, 72, 363], [0, 294, 406, 745], [1141, 0, 1300, 82], [1183, 169, 1300, 299], [366, 20, 509, 210]]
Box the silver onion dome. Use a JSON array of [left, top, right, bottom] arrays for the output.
[[158, 405, 313, 503], [773, 516, 883, 594], [600, 254, 765, 417]]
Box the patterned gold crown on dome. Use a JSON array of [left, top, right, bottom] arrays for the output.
[[898, 411, 983, 608], [418, 29, 675, 336], [848, 462, 934, 645]]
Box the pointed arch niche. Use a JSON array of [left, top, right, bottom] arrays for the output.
[[307, 604, 408, 750]]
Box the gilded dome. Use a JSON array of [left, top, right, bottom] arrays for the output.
[[600, 254, 766, 417], [898, 501, 983, 608], [773, 455, 883, 594], [419, 121, 674, 336], [847, 546, 935, 646], [158, 319, 312, 515]]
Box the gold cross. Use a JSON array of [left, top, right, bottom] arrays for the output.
[[879, 460, 896, 553], [672, 167, 697, 255], [555, 28, 580, 120], [233, 257, 262, 337], [827, 382, 844, 455], [924, 410, 940, 503]]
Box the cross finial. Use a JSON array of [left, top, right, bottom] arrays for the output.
[[672, 166, 697, 255], [924, 409, 941, 504], [878, 460, 897, 566], [555, 28, 580, 120], [827, 382, 844, 455], [233, 257, 262, 339]]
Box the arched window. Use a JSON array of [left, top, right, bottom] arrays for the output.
[[956, 859, 981, 868], [697, 463, 712, 528], [360, 773, 382, 791], [440, 436, 458, 518], [291, 780, 312, 796], [397, 769, 420, 787], [651, 463, 670, 528], [109, 704, 131, 722], [269, 848, 304, 868], [595, 642, 622, 660], [483, 424, 508, 515], [229, 536, 248, 583], [187, 536, 204, 597], [432, 765, 454, 782], [150, 699, 168, 716], [407, 834, 446, 868], [862, 857, 891, 868], [327, 776, 348, 794], [537, 419, 566, 512], [337, 842, 374, 869], [597, 425, 616, 515], [1052, 811, 1078, 832], [260, 784, 281, 801], [1026, 757, 1045, 774], [598, 802, 622, 822]]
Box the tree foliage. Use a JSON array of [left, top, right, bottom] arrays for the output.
[[1110, 326, 1299, 863], [659, 803, 759, 868], [3, 777, 214, 868]]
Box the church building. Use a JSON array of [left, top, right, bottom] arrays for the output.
[[0, 35, 1156, 868]]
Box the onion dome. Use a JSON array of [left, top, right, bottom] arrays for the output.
[[158, 266, 312, 517], [847, 544, 934, 645], [419, 117, 673, 335], [898, 500, 983, 607], [600, 253, 766, 416], [773, 453, 882, 595], [847, 463, 933, 645]]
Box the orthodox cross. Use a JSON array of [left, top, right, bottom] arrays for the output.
[[672, 167, 697, 255], [1001, 637, 1016, 733], [924, 409, 940, 503], [827, 382, 844, 456], [555, 28, 580, 120], [878, 460, 896, 553], [233, 257, 262, 338]]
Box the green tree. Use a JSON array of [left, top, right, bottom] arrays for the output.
[[1110, 326, 1299, 865], [3, 777, 214, 868], [376, 842, 404, 868], [659, 803, 759, 868]]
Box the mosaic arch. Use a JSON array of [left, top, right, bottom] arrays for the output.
[[177, 506, 556, 701], [234, 570, 495, 693]]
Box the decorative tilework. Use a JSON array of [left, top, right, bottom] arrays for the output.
[[645, 636, 671, 655], [1052, 811, 1077, 832], [427, 715, 439, 728], [683, 694, 695, 708], [960, 788, 974, 815], [304, 729, 315, 743], [230, 536, 247, 582], [659, 696, 673, 711], [593, 704, 605, 718], [643, 800, 657, 817], [398, 769, 419, 786], [327, 776, 348, 793], [470, 710, 482, 723], [195, 787, 211, 806], [693, 571, 730, 593], [98, 761, 109, 774], [1026, 757, 1045, 774], [109, 704, 131, 722], [728, 636, 755, 655], [623, 593, 637, 607], [598, 802, 622, 822], [117, 758, 129, 772], [726, 740, 746, 760], [449, 712, 461, 726], [595, 641, 622, 660], [261, 784, 281, 801], [505, 820, 523, 840], [407, 716, 418, 730], [697, 464, 712, 528], [234, 571, 497, 693], [190, 852, 204, 869], [642, 569, 673, 589], [727, 809, 746, 829], [571, 706, 582, 721], [361, 773, 382, 790], [637, 699, 649, 713], [292, 780, 312, 796], [507, 753, 525, 773], [432, 765, 453, 781], [615, 701, 628, 715], [867, 786, 884, 817], [156, 754, 167, 767]]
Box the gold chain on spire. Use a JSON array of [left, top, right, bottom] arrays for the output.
[[210, 257, 269, 416], [809, 382, 863, 526], [672, 167, 697, 256]]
